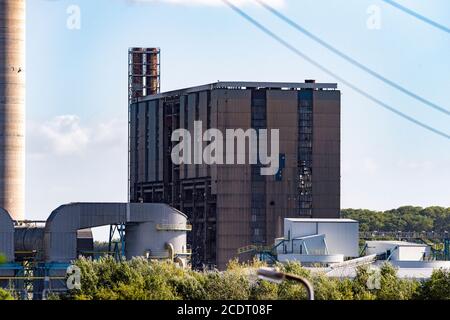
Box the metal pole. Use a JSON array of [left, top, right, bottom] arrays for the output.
[[257, 267, 315, 300]]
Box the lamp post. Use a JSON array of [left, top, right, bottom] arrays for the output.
[[257, 267, 315, 301]]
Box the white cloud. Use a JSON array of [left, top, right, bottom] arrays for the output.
[[362, 157, 378, 174], [36, 115, 90, 156], [26, 115, 129, 230], [125, 0, 285, 7], [93, 118, 127, 146], [395, 159, 434, 171], [28, 115, 127, 157]]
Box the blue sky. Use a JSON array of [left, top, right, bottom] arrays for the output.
[[25, 0, 450, 238]]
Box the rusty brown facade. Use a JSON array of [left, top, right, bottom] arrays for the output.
[[129, 81, 340, 269]]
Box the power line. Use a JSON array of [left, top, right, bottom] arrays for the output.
[[220, 0, 450, 140], [381, 0, 450, 34], [253, 0, 450, 117]]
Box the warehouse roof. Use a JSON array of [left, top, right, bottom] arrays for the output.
[[366, 240, 428, 247], [321, 260, 450, 280]]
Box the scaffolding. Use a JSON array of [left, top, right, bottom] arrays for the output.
[[128, 47, 161, 203], [128, 47, 161, 103], [108, 224, 126, 261]]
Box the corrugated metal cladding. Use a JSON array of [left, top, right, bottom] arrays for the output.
[[0, 208, 14, 262], [44, 203, 188, 263], [129, 82, 341, 270]]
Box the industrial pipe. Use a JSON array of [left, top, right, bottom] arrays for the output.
[[165, 242, 175, 261]]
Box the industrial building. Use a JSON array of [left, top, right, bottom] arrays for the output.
[[269, 218, 450, 280], [0, 0, 26, 221], [129, 80, 341, 269], [0, 203, 190, 299], [274, 218, 359, 265]]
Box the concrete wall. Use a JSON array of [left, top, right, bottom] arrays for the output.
[[0, 0, 26, 220]]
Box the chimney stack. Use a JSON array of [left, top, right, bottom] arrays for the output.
[[0, 0, 26, 220]]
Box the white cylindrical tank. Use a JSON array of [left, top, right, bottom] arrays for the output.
[[0, 0, 26, 220], [125, 210, 189, 265]]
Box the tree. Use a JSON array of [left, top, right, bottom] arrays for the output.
[[0, 253, 7, 265], [0, 288, 13, 301], [59, 256, 449, 301], [415, 269, 450, 300], [342, 206, 450, 233]]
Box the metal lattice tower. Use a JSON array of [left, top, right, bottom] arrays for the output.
[[128, 48, 160, 203], [128, 47, 160, 104]]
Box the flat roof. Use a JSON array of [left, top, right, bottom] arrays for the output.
[[366, 240, 428, 247], [322, 260, 450, 279], [138, 81, 338, 101], [285, 218, 357, 223]]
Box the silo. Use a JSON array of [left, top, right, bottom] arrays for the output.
[[0, 0, 26, 220], [125, 208, 190, 266]]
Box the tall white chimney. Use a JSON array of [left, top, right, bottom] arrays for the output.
[[0, 0, 25, 220]]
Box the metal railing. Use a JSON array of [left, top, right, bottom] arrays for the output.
[[360, 231, 449, 240], [237, 245, 274, 255]]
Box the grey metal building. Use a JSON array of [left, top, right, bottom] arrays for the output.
[[0, 203, 191, 299], [129, 81, 341, 269]]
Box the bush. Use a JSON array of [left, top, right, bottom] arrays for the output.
[[203, 260, 252, 300], [61, 257, 449, 300], [415, 269, 450, 300], [0, 288, 13, 301], [276, 262, 310, 300], [375, 263, 418, 300], [0, 253, 7, 265], [71, 256, 183, 300]]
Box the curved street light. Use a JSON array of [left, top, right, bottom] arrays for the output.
[[257, 267, 315, 301]]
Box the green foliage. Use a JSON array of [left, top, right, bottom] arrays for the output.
[[71, 256, 183, 300], [342, 206, 450, 233], [313, 274, 353, 300], [0, 288, 14, 301], [415, 269, 450, 300], [350, 266, 376, 300], [0, 254, 13, 301], [276, 262, 310, 300], [342, 264, 418, 300], [375, 263, 418, 300], [0, 253, 7, 265], [250, 279, 278, 300], [59, 257, 449, 300]]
